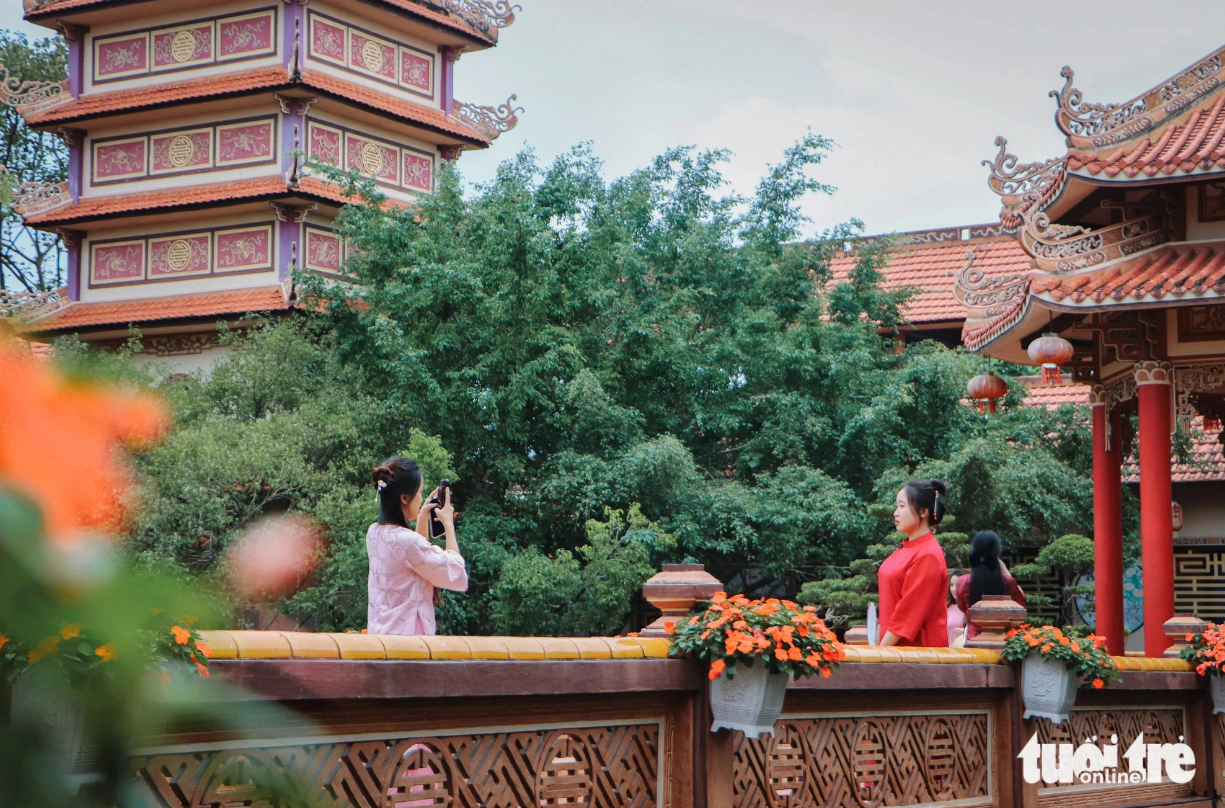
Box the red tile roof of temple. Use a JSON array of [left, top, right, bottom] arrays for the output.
[[17, 286, 293, 332]]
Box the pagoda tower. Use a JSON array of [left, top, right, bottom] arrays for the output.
[[3, 0, 520, 369]]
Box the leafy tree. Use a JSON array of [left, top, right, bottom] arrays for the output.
[[0, 31, 68, 292], [1012, 533, 1096, 626], [47, 135, 1103, 637]]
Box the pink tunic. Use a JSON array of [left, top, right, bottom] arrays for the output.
[[367, 522, 468, 635]]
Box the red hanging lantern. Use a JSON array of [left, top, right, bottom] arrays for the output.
[[1172, 501, 1183, 533], [967, 371, 1008, 414], [1027, 333, 1075, 386]]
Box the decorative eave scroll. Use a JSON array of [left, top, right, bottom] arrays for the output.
[[954, 249, 1033, 354], [1052, 45, 1225, 150], [9, 180, 71, 218], [454, 95, 522, 142], [0, 286, 66, 324], [0, 63, 70, 116], [430, 0, 519, 36], [983, 137, 1170, 273]]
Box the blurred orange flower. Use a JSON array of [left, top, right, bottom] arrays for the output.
[[170, 626, 190, 645], [28, 636, 59, 663], [708, 659, 725, 681], [0, 634, 8, 651], [0, 337, 167, 548], [60, 624, 80, 639], [94, 643, 116, 662], [194, 641, 211, 658]]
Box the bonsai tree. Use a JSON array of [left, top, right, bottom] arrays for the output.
[[1011, 533, 1095, 628]]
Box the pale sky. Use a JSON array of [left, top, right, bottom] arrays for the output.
[[4, 0, 1223, 237]]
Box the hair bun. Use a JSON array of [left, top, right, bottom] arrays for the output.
[[931, 479, 949, 497], [371, 465, 394, 485]]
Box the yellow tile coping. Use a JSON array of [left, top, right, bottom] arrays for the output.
[[192, 631, 1194, 671]]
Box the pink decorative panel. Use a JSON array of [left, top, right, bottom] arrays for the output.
[[91, 241, 146, 284], [345, 134, 398, 183], [150, 129, 211, 174], [217, 11, 275, 60], [403, 151, 433, 191], [148, 234, 211, 279], [349, 30, 396, 82], [400, 50, 432, 93], [216, 121, 274, 166], [151, 24, 213, 70], [305, 228, 342, 274], [93, 138, 147, 182], [310, 16, 346, 65], [307, 122, 343, 167], [95, 34, 148, 79], [215, 226, 273, 272]]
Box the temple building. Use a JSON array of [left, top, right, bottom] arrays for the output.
[[2, 0, 520, 371], [950, 43, 1225, 657]]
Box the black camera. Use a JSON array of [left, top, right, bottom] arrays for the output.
[[428, 479, 451, 539]]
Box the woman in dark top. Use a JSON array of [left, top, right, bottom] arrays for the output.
[[955, 531, 1026, 641]]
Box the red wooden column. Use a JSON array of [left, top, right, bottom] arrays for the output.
[[1135, 361, 1175, 657], [1090, 387, 1125, 655]]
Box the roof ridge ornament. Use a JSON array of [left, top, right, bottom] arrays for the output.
[[429, 0, 519, 35], [454, 94, 522, 141], [0, 63, 70, 115], [1051, 66, 1150, 142], [0, 285, 66, 323]]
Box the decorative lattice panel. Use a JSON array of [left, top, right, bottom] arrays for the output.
[[1175, 549, 1225, 621], [131, 724, 659, 808], [1032, 708, 1186, 791], [732, 713, 990, 808]]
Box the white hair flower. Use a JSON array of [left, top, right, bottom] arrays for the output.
[[377, 480, 387, 491]]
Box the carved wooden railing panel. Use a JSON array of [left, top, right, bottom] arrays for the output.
[[132, 723, 659, 808], [732, 713, 991, 808], [1030, 707, 1191, 807]]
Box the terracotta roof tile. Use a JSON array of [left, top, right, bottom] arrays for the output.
[[25, 67, 289, 126], [1066, 87, 1225, 180], [25, 66, 488, 146], [26, 0, 495, 46], [298, 70, 487, 145], [1031, 243, 1225, 306], [829, 237, 1031, 325], [1021, 381, 1091, 408], [19, 287, 291, 332], [24, 177, 293, 225]]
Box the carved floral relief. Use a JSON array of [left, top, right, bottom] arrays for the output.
[[305, 228, 342, 274], [150, 129, 211, 174], [310, 16, 347, 65], [349, 31, 397, 82], [218, 12, 274, 60], [400, 50, 432, 92], [148, 234, 211, 278], [345, 134, 399, 183], [307, 11, 435, 97], [94, 34, 148, 79], [403, 151, 433, 191], [90, 241, 146, 284], [307, 122, 342, 167], [215, 227, 272, 272], [93, 139, 148, 181], [216, 122, 274, 166], [151, 24, 213, 70]]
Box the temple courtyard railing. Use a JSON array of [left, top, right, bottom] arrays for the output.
[[123, 628, 1218, 808]]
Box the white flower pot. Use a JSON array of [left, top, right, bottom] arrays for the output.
[[1211, 674, 1225, 715], [709, 660, 789, 739], [1021, 655, 1078, 724], [9, 675, 100, 789]]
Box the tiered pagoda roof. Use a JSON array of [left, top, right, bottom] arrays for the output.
[[960, 44, 1225, 360]]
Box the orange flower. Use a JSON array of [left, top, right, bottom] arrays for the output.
[[1092, 678, 1104, 689], [94, 643, 116, 662], [0, 339, 169, 549], [689, 615, 700, 626], [194, 661, 210, 678], [709, 659, 726, 680], [712, 593, 727, 605], [700, 630, 711, 641], [1070, 642, 1080, 653], [194, 641, 212, 658], [179, 614, 198, 627], [738, 639, 754, 654], [1042, 643, 1053, 652], [171, 625, 191, 645], [820, 667, 831, 679], [60, 624, 80, 640], [1026, 636, 1041, 647], [28, 636, 59, 663], [0, 634, 8, 651], [806, 653, 821, 667], [774, 647, 788, 661], [664, 621, 676, 633], [1186, 633, 1194, 642], [788, 646, 803, 661], [1059, 637, 1070, 646]]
